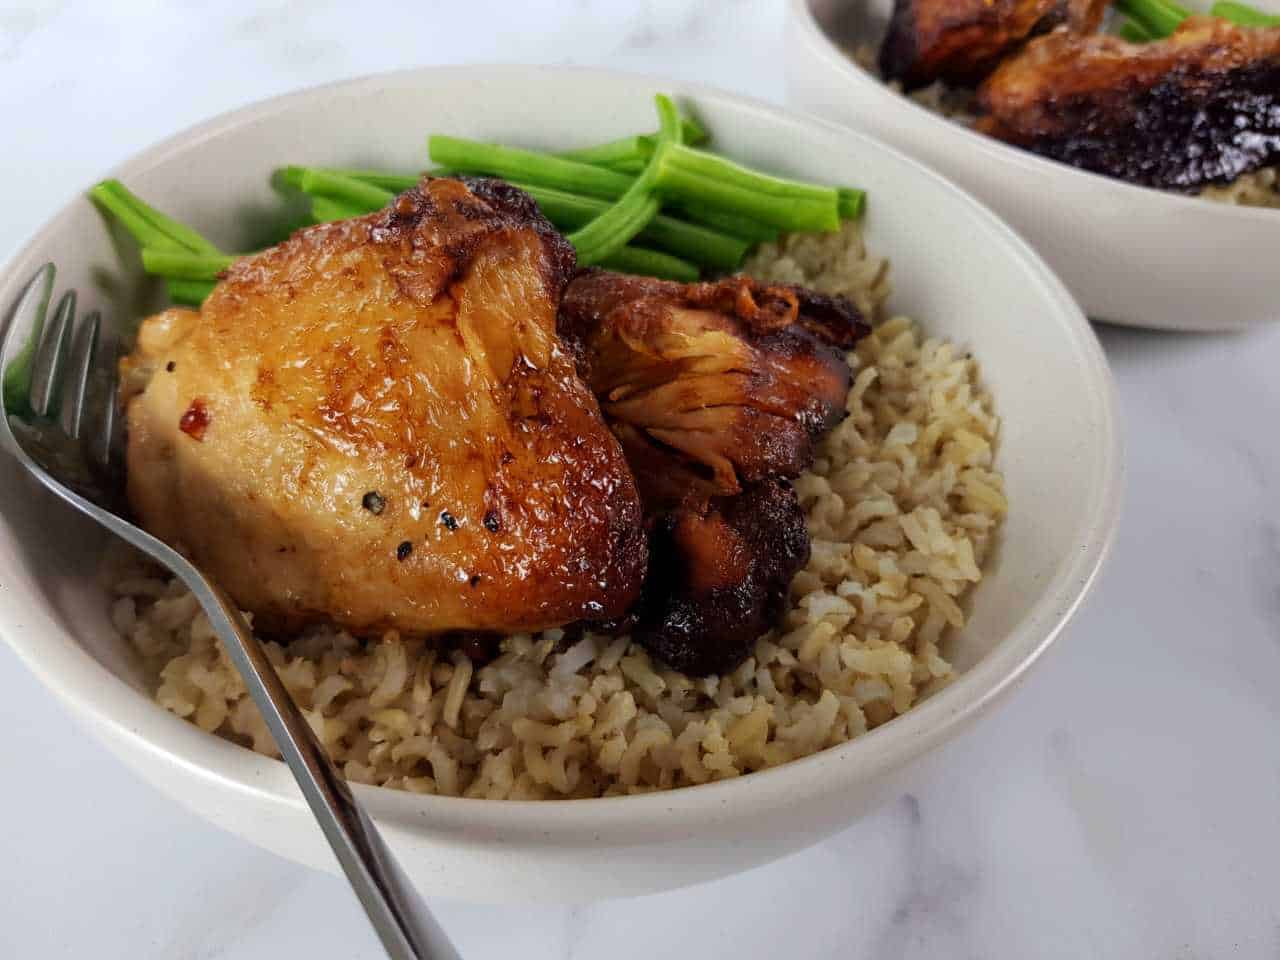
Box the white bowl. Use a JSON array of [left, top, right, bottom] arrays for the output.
[[786, 0, 1280, 332], [0, 65, 1122, 904]]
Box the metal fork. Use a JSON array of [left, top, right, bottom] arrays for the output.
[[0, 264, 460, 960]]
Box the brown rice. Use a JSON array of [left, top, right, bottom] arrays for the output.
[[109, 221, 1007, 799]]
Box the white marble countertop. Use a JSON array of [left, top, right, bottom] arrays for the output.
[[2, 2, 1279, 957]]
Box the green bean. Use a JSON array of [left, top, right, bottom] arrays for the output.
[[600, 246, 700, 282], [654, 145, 840, 232], [310, 197, 368, 223], [602, 157, 647, 174], [567, 191, 660, 264], [663, 145, 840, 203], [100, 180, 221, 255], [165, 278, 216, 306], [301, 162, 748, 270], [567, 94, 684, 265], [502, 182, 601, 226], [558, 136, 649, 169], [274, 167, 396, 217], [320, 168, 426, 191], [557, 118, 708, 168], [296, 169, 393, 210], [681, 115, 709, 146], [1210, 0, 1280, 25], [1118, 18, 1155, 40], [319, 170, 419, 194], [670, 199, 780, 243], [333, 167, 753, 268], [510, 183, 747, 271], [90, 180, 228, 308], [656, 93, 684, 146], [429, 136, 636, 200], [320, 169, 476, 190], [554, 135, 844, 237], [91, 184, 182, 251], [141, 250, 237, 280], [838, 188, 866, 220], [1115, 0, 1190, 37], [427, 138, 795, 240], [90, 181, 219, 254], [275, 165, 307, 191]]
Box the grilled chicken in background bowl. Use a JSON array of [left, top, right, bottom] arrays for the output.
[[786, 0, 1280, 331], [0, 66, 1120, 903]]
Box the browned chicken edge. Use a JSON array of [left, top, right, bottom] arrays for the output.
[[976, 19, 1280, 188], [880, 0, 1108, 90]]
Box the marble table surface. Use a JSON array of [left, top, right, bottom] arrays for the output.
[[2, 2, 1278, 957]]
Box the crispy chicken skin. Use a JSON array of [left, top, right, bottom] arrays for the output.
[[122, 177, 646, 637], [977, 19, 1280, 188], [560, 271, 868, 674], [879, 0, 1108, 89], [559, 272, 866, 507]]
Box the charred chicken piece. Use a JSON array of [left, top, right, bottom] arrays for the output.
[[977, 19, 1280, 189], [631, 480, 810, 677], [560, 271, 868, 675], [879, 0, 1108, 89], [559, 271, 867, 508], [122, 177, 646, 637]]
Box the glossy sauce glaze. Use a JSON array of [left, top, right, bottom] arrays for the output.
[[977, 18, 1280, 188], [122, 177, 646, 637], [879, 0, 1107, 89]]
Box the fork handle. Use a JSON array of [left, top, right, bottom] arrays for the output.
[[1, 264, 457, 958], [190, 577, 461, 960]]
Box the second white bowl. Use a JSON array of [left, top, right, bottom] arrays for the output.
[[786, 0, 1280, 332]]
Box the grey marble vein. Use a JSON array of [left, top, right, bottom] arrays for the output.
[[1256, 521, 1280, 642], [868, 795, 980, 960]]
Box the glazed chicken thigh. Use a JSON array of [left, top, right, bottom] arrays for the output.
[[977, 18, 1280, 189], [122, 177, 646, 637], [879, 0, 1108, 89], [560, 272, 869, 673]]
